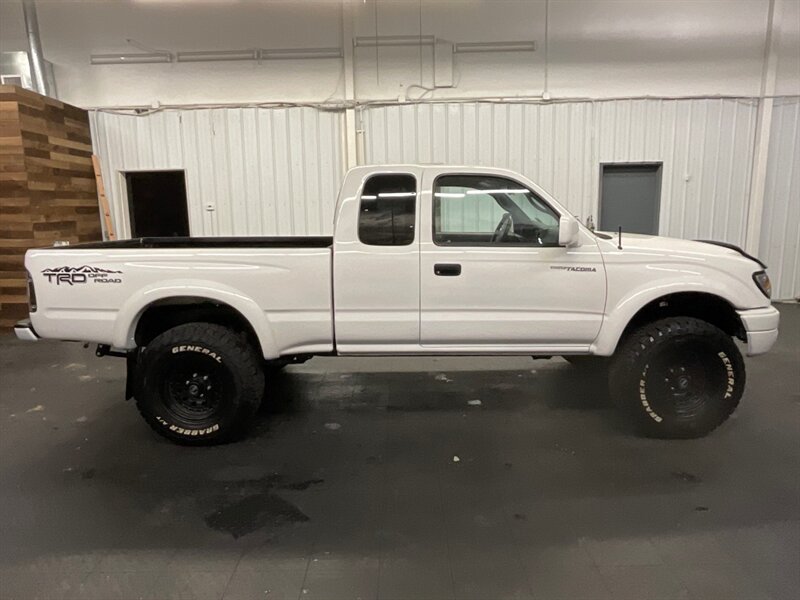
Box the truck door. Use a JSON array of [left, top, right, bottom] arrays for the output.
[[333, 169, 421, 353], [419, 170, 606, 351]]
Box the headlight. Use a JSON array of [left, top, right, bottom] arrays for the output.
[[753, 270, 772, 298]]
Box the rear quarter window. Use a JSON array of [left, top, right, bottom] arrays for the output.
[[358, 174, 417, 246]]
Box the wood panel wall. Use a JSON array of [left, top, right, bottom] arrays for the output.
[[0, 85, 101, 328]]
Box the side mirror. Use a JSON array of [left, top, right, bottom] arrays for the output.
[[558, 216, 581, 248]]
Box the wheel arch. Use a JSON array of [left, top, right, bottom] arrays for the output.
[[134, 297, 261, 348], [593, 289, 746, 356], [112, 281, 279, 358]]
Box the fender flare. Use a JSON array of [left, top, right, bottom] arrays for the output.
[[111, 279, 280, 359], [591, 279, 742, 356]]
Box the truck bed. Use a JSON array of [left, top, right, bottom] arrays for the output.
[[61, 236, 334, 249], [26, 241, 334, 357]]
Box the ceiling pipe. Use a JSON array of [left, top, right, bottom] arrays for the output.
[[91, 53, 172, 65], [354, 35, 436, 47], [453, 41, 536, 53], [22, 0, 54, 97]]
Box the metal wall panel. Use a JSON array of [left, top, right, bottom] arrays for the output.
[[362, 99, 759, 245], [90, 98, 797, 299], [90, 107, 344, 238], [760, 97, 800, 300]]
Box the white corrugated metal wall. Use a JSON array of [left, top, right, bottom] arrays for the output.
[[362, 99, 759, 246], [760, 97, 800, 300], [90, 108, 344, 238], [90, 96, 798, 299]]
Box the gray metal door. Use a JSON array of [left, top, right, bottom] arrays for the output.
[[599, 163, 662, 235]]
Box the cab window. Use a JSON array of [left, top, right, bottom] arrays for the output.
[[433, 174, 560, 246], [358, 174, 416, 246]]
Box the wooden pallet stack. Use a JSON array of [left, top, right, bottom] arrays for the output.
[[0, 85, 102, 328]]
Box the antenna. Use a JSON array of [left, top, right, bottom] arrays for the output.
[[617, 226, 623, 250]]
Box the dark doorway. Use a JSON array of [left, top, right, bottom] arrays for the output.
[[126, 171, 189, 237], [599, 163, 662, 235]]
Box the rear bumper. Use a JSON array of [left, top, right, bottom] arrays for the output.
[[14, 319, 39, 342], [737, 306, 780, 356]]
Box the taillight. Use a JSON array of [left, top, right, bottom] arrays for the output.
[[26, 270, 37, 313]]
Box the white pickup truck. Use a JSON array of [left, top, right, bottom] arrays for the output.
[[15, 165, 779, 444]]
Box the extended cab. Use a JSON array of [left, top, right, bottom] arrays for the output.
[[15, 165, 779, 443]]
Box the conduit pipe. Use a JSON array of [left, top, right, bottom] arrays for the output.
[[22, 0, 54, 96]]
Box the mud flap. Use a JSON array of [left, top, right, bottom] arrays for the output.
[[125, 349, 140, 400]]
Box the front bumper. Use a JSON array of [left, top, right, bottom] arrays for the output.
[[14, 319, 39, 342], [737, 306, 780, 356]]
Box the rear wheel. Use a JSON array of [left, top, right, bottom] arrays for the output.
[[134, 322, 264, 445], [609, 317, 744, 438]]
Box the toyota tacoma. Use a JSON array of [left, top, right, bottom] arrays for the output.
[[14, 165, 779, 444]]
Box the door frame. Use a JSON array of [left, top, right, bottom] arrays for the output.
[[597, 162, 663, 235], [418, 166, 606, 352], [120, 168, 190, 239]]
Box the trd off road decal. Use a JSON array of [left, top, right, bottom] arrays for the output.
[[42, 266, 122, 286]]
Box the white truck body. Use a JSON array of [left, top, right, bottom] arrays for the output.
[[26, 245, 335, 358], [20, 164, 778, 358], [15, 164, 780, 444]]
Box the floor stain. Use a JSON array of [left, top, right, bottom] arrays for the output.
[[671, 470, 701, 483], [280, 478, 324, 491], [205, 493, 309, 538], [204, 476, 323, 538]]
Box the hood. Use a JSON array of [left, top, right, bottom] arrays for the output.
[[594, 232, 766, 268]]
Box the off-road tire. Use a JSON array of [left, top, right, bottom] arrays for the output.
[[609, 317, 745, 438], [134, 322, 264, 445]]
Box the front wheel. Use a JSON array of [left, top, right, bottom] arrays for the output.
[[609, 317, 745, 439], [134, 322, 264, 445]]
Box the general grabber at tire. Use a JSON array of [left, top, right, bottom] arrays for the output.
[[608, 317, 745, 439], [135, 322, 264, 445]]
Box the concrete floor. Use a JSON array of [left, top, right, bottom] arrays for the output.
[[1, 305, 798, 600]]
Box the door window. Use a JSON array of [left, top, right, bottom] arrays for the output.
[[358, 174, 417, 246], [433, 175, 559, 246]]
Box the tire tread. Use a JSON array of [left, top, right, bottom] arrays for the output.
[[134, 322, 264, 445], [609, 317, 745, 438]]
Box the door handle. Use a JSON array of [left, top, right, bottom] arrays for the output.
[[434, 263, 461, 276]]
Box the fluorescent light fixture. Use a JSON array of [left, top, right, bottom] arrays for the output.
[[354, 35, 436, 48], [261, 47, 342, 60], [454, 41, 536, 53], [91, 52, 172, 65], [177, 50, 257, 62], [92, 47, 342, 66]]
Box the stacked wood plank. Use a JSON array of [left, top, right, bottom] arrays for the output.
[[0, 85, 101, 328]]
